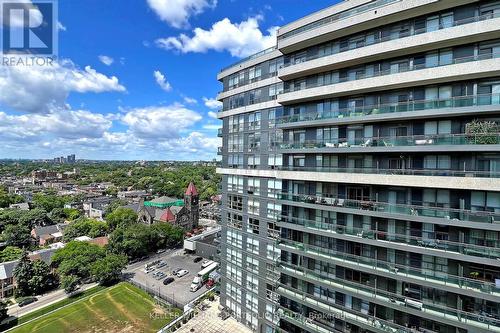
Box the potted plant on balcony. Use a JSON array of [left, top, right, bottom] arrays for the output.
[[469, 271, 480, 279], [465, 120, 499, 144]]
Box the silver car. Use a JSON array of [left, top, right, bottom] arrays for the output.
[[176, 269, 189, 278]]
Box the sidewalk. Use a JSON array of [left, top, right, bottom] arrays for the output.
[[7, 283, 97, 318]]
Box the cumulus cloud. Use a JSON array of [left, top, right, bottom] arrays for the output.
[[183, 96, 197, 104], [98, 55, 114, 66], [203, 97, 222, 109], [146, 0, 217, 29], [120, 104, 202, 139], [208, 111, 217, 119], [156, 15, 278, 58], [0, 60, 126, 113], [153, 70, 172, 92]]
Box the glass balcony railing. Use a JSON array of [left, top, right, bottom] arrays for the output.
[[279, 0, 400, 41], [220, 46, 277, 72], [277, 283, 413, 333], [281, 12, 500, 63], [277, 305, 342, 333], [217, 128, 223, 137], [277, 216, 500, 260], [279, 263, 500, 330], [279, 133, 500, 150], [283, 52, 500, 94], [278, 93, 500, 125], [277, 165, 500, 178], [277, 193, 499, 224], [278, 239, 500, 297]]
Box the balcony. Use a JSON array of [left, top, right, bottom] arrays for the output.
[[280, 12, 500, 73], [277, 216, 500, 262], [278, 54, 500, 105], [277, 133, 500, 154], [277, 166, 500, 179], [217, 147, 223, 155], [278, 239, 500, 300], [277, 94, 500, 127], [278, 267, 500, 332], [217, 128, 223, 137], [277, 306, 342, 333], [277, 193, 499, 224], [277, 282, 416, 333]]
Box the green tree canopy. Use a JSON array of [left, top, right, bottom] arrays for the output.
[[91, 254, 127, 285], [13, 251, 32, 297], [0, 246, 23, 263], [105, 207, 137, 230], [52, 241, 105, 281], [3, 224, 32, 248], [62, 218, 108, 242]]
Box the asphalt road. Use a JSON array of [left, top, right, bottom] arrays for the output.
[[7, 283, 97, 318], [125, 249, 211, 307]]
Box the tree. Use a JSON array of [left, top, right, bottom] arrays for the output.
[[108, 224, 150, 259], [32, 193, 66, 213], [61, 275, 79, 294], [0, 246, 23, 263], [91, 254, 127, 285], [3, 224, 32, 248], [0, 299, 7, 322], [13, 251, 32, 297], [52, 241, 105, 281], [150, 223, 183, 249], [105, 207, 137, 230], [63, 208, 81, 221], [17, 208, 51, 228], [29, 260, 53, 295], [62, 218, 108, 242]]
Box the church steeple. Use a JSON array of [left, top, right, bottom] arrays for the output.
[[184, 181, 199, 229]]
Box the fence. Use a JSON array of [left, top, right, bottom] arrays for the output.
[[126, 279, 185, 309]]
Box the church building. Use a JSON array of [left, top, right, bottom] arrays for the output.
[[137, 182, 200, 230]]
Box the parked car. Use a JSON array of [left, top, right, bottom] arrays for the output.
[[172, 268, 182, 275], [156, 260, 167, 268], [176, 269, 189, 277], [144, 267, 155, 274], [163, 277, 175, 285], [193, 257, 203, 263], [18, 297, 37, 307], [155, 272, 166, 280]]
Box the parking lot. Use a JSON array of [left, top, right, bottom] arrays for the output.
[[125, 249, 213, 308]]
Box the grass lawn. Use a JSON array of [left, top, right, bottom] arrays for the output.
[[11, 282, 182, 333]]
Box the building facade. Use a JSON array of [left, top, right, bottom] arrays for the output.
[[217, 1, 500, 333]]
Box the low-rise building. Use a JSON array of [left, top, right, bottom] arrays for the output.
[[31, 224, 67, 246]]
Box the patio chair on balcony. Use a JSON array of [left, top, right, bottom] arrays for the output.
[[336, 198, 345, 207], [360, 139, 372, 147]]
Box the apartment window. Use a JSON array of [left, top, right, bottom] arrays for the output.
[[249, 89, 261, 105], [248, 112, 261, 130], [226, 263, 242, 284], [248, 198, 260, 215], [229, 115, 244, 133], [228, 154, 243, 168], [246, 256, 259, 273], [269, 83, 284, 98], [248, 133, 261, 152], [228, 134, 243, 152], [423, 189, 450, 207], [227, 212, 242, 230], [226, 247, 242, 267], [246, 275, 259, 293], [269, 130, 283, 151], [268, 154, 283, 169], [269, 58, 283, 74], [268, 179, 282, 198], [248, 218, 260, 234], [424, 120, 451, 135], [249, 66, 262, 82], [247, 236, 259, 254], [226, 229, 243, 248], [471, 191, 500, 212], [228, 195, 243, 211], [227, 175, 243, 193], [267, 202, 281, 219], [267, 222, 280, 239], [423, 155, 451, 169], [247, 177, 260, 195], [248, 155, 260, 169]]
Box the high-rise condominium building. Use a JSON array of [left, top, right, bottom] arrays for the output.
[[216, 1, 500, 332]]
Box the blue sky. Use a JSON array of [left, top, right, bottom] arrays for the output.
[[0, 0, 336, 161]]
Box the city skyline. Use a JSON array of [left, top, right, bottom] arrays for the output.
[[0, 0, 335, 161]]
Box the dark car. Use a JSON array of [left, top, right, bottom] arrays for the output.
[[193, 256, 203, 263], [18, 297, 37, 307], [163, 277, 175, 285]]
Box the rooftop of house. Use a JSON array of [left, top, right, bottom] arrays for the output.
[[32, 223, 67, 238]]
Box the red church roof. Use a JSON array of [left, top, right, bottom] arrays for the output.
[[185, 182, 198, 196], [159, 208, 176, 222]]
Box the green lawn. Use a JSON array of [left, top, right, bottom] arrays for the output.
[[11, 282, 182, 333]]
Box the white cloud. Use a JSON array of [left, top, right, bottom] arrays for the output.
[[202, 124, 219, 130], [146, 0, 217, 29], [98, 55, 114, 66], [156, 15, 278, 58], [120, 104, 202, 139], [153, 70, 172, 92], [203, 97, 222, 109], [183, 96, 197, 104], [208, 111, 217, 119], [0, 60, 126, 113]]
